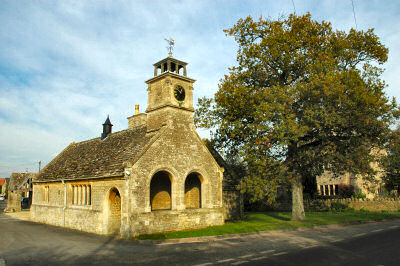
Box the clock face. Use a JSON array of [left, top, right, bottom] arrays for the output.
[[174, 85, 185, 101]]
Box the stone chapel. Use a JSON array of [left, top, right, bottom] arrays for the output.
[[32, 54, 243, 237]]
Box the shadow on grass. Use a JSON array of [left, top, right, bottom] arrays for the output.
[[255, 212, 291, 221]]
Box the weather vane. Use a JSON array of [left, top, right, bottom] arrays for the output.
[[165, 37, 175, 57]]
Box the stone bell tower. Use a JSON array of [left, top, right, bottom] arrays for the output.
[[145, 47, 196, 131]]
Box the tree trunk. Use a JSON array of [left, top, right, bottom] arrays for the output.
[[291, 180, 305, 221]]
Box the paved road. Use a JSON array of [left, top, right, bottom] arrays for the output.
[[1, 211, 400, 265]]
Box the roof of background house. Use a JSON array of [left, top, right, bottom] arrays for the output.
[[35, 125, 159, 182], [8, 173, 36, 191]]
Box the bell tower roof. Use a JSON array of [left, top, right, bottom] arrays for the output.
[[146, 56, 195, 84]]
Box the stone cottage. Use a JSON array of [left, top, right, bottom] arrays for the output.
[[317, 149, 386, 199], [6, 173, 35, 212], [32, 55, 242, 237]]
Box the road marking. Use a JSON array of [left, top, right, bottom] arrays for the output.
[[193, 263, 213, 266], [231, 261, 248, 265], [238, 254, 254, 259], [354, 233, 366, 237], [389, 225, 399, 229], [0, 258, 6, 266], [251, 256, 267, 261], [330, 239, 344, 243], [273, 252, 288, 256], [260, 249, 275, 254], [301, 245, 318, 249], [372, 229, 384, 233], [217, 258, 235, 263]]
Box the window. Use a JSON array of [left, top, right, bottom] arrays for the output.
[[72, 184, 91, 206], [335, 184, 339, 195], [43, 186, 49, 202], [324, 185, 329, 196], [329, 185, 334, 196], [320, 185, 324, 196]]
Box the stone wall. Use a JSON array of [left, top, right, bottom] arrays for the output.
[[223, 190, 244, 220], [125, 115, 226, 236], [32, 178, 126, 235], [261, 198, 400, 212], [129, 208, 224, 235], [5, 191, 22, 212]]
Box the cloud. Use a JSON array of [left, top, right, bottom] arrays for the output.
[[0, 0, 399, 177]]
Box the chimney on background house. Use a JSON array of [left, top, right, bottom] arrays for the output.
[[101, 115, 113, 140]]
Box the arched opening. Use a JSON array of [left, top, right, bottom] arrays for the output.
[[108, 187, 121, 234], [150, 171, 172, 211], [185, 173, 202, 209]]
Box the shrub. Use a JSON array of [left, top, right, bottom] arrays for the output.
[[330, 201, 353, 212], [354, 190, 367, 199], [338, 184, 355, 198]]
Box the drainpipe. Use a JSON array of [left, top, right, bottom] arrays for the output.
[[62, 179, 66, 227]]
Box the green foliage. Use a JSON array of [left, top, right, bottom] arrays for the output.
[[330, 201, 354, 212], [195, 13, 399, 219], [382, 127, 400, 193], [338, 184, 355, 198], [354, 190, 367, 199]]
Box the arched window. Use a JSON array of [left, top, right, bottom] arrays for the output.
[[185, 173, 201, 209], [150, 171, 172, 211]]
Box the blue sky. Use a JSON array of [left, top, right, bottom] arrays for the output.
[[0, 0, 399, 177]]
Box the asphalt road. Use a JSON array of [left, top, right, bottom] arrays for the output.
[[1, 208, 400, 266]]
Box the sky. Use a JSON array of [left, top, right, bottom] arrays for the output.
[[0, 0, 399, 177]]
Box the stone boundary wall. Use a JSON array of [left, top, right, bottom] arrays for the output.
[[262, 198, 400, 212]]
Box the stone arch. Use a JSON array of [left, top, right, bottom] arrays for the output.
[[107, 187, 121, 234], [150, 171, 172, 211], [184, 172, 202, 209]]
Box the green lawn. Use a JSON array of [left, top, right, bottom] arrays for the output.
[[135, 211, 400, 240]]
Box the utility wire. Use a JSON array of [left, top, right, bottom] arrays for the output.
[[351, 0, 358, 29], [291, 0, 296, 14]]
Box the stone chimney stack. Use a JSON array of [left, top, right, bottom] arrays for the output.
[[101, 115, 113, 140], [127, 105, 147, 129]]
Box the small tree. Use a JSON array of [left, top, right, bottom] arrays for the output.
[[195, 13, 398, 220]]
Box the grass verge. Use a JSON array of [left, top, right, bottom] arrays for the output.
[[135, 211, 400, 240]]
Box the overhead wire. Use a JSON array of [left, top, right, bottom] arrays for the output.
[[351, 0, 358, 29]]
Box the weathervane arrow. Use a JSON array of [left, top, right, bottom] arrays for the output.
[[165, 37, 175, 57]]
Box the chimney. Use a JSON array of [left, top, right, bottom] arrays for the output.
[[135, 104, 140, 115], [101, 115, 113, 140]]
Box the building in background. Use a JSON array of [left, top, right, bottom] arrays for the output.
[[5, 173, 36, 212]]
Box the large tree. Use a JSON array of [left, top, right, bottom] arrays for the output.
[[195, 13, 399, 220]]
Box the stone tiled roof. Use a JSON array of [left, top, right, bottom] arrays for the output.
[[8, 173, 35, 191], [36, 125, 159, 182], [204, 141, 241, 190]]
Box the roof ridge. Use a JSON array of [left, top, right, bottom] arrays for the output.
[[75, 126, 149, 145]]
